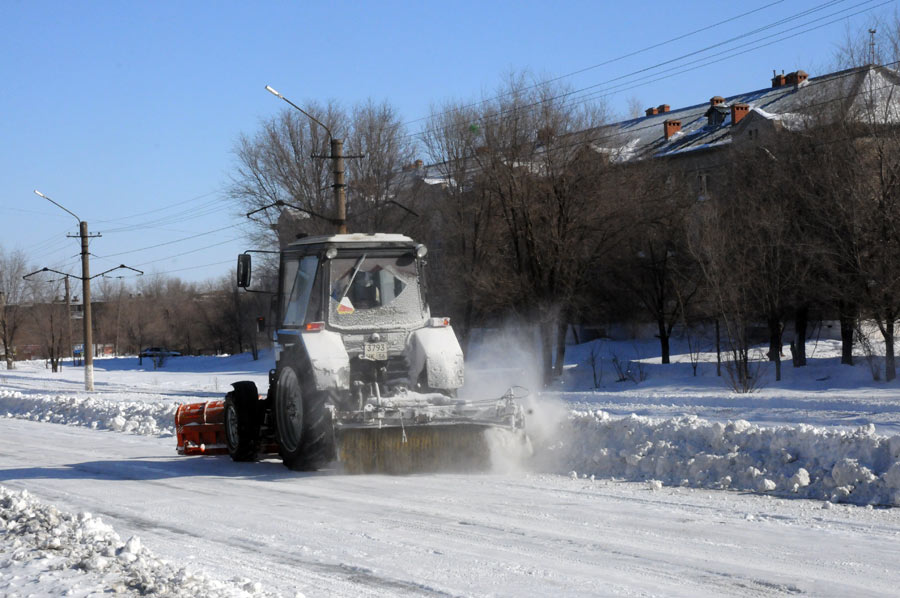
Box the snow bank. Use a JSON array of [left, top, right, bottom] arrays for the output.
[[0, 486, 280, 598], [553, 409, 900, 506], [0, 390, 175, 436]]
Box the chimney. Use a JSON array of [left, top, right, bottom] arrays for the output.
[[657, 104, 670, 113], [787, 69, 808, 87], [415, 159, 423, 169], [730, 103, 749, 125], [664, 119, 682, 140], [646, 107, 658, 116], [771, 70, 786, 88], [710, 96, 725, 107]]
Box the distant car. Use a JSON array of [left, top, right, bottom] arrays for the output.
[[139, 347, 182, 358]]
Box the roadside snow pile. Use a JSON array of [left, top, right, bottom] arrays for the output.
[[556, 410, 900, 506], [0, 390, 176, 436], [0, 486, 280, 598]]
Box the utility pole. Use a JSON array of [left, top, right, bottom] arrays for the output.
[[115, 285, 122, 356], [331, 138, 347, 234], [34, 190, 100, 391], [0, 290, 6, 368], [79, 220, 94, 389], [266, 86, 361, 234]]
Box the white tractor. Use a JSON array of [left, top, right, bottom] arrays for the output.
[[176, 233, 526, 473]]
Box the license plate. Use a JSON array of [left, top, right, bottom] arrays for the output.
[[363, 342, 388, 361]]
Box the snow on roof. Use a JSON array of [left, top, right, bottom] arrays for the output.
[[287, 233, 415, 247], [599, 65, 900, 161]]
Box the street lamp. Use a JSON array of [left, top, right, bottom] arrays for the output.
[[265, 85, 347, 234], [33, 189, 96, 391]]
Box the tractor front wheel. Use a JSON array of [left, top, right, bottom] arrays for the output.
[[275, 367, 333, 471]]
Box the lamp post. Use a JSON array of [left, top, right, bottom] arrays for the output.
[[34, 190, 96, 391], [265, 85, 348, 234]]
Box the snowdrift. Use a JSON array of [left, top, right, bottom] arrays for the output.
[[557, 410, 900, 506], [0, 486, 278, 598], [5, 384, 900, 505], [0, 389, 175, 436]]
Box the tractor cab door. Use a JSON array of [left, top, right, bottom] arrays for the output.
[[280, 254, 323, 328]]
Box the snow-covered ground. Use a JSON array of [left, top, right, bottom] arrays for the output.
[[3, 339, 900, 596]]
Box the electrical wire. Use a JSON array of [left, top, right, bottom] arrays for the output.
[[85, 65, 898, 280], [94, 223, 243, 259], [545, 58, 900, 155], [415, 56, 900, 171], [132, 236, 244, 268], [401, 0, 793, 128], [402, 0, 882, 143], [149, 259, 234, 276], [99, 197, 229, 233], [92, 189, 222, 227], [541, 0, 894, 117]]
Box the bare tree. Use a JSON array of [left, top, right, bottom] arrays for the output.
[[346, 100, 417, 232], [837, 10, 900, 68], [0, 246, 27, 368], [609, 163, 700, 364], [688, 188, 758, 390], [465, 74, 622, 384], [421, 102, 505, 349], [26, 279, 67, 372]]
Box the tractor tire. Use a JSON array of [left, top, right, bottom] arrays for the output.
[[224, 391, 260, 461], [274, 367, 333, 471]]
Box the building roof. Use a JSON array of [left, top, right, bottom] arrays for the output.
[[592, 64, 900, 161]]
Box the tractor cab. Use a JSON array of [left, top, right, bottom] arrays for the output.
[[275, 234, 430, 335]]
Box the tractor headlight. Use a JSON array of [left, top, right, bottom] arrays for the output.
[[325, 246, 338, 260], [415, 244, 428, 258]]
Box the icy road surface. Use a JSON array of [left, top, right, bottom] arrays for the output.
[[2, 418, 900, 597]]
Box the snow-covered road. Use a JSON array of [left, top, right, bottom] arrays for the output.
[[3, 417, 900, 597]]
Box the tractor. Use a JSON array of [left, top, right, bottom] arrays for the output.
[[175, 233, 526, 473]]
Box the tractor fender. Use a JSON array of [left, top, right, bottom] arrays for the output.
[[406, 326, 465, 390], [301, 330, 351, 391]]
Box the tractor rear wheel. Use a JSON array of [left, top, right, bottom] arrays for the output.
[[274, 367, 333, 471], [224, 392, 259, 461]]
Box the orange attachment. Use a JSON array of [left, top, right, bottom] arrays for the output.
[[175, 401, 228, 455]]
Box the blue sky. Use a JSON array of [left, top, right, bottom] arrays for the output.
[[1, 0, 895, 284]]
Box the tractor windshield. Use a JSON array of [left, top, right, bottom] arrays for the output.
[[328, 254, 427, 329]]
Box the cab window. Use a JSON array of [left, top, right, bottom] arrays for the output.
[[282, 256, 320, 326]]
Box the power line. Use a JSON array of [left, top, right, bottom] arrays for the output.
[[422, 60, 900, 173], [133, 237, 243, 267], [405, 0, 881, 143], [111, 70, 900, 280], [401, 0, 793, 128], [152, 259, 234, 276], [543, 0, 892, 115], [561, 61, 900, 155], [93, 189, 222, 227], [94, 223, 244, 259], [99, 197, 228, 233]]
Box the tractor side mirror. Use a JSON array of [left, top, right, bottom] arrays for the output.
[[236, 253, 252, 288]]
